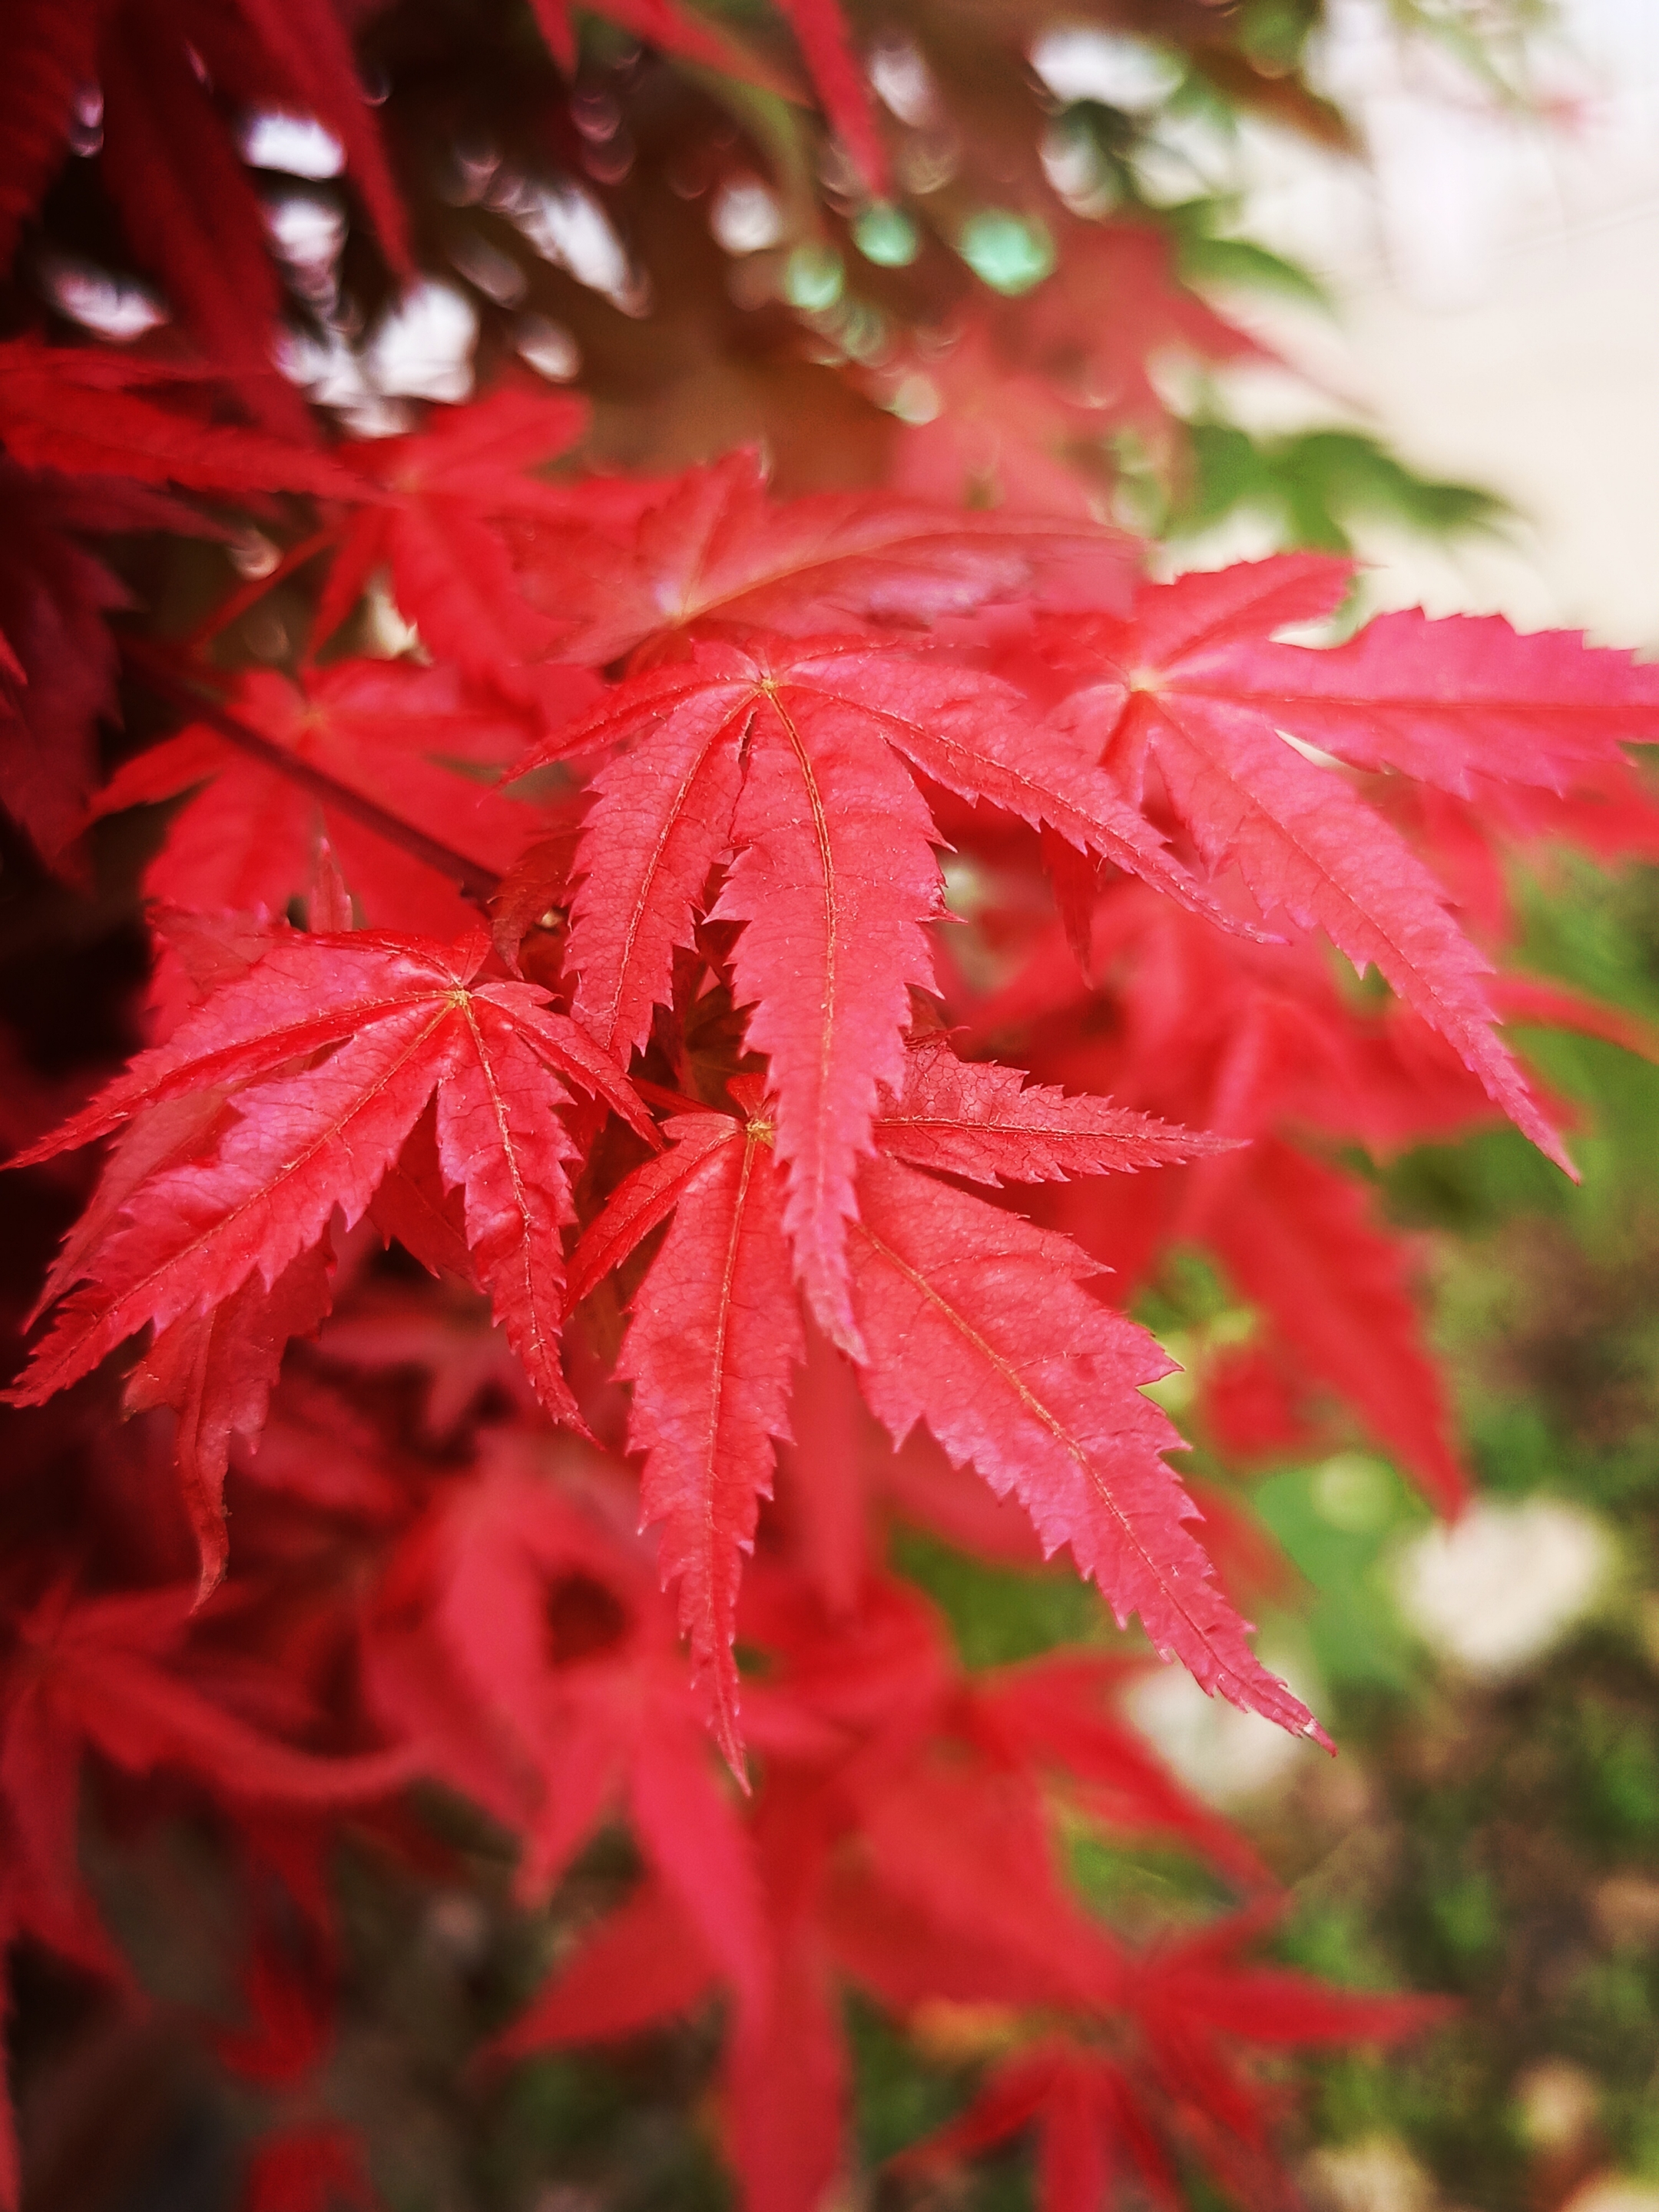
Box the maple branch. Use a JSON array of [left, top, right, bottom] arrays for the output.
[[119, 638, 506, 909]]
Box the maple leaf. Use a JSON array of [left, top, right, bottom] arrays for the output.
[[1133, 1909, 1449, 2051], [539, 640, 938, 1333], [0, 1, 104, 270], [6, 12, 1631, 2197], [734, 1566, 959, 1759], [1193, 599, 1659, 803], [311, 387, 591, 685], [0, 0, 414, 431], [495, 1579, 1124, 2204], [238, 2125, 383, 2212], [846, 1153, 1324, 1742], [896, 1909, 1446, 2212], [8, 931, 651, 1433], [94, 660, 543, 939], [1045, 558, 1576, 1171], [1193, 1137, 1465, 1517], [494, 1564, 1443, 2212], [315, 1277, 539, 1440], [773, 0, 888, 193], [535, 636, 1237, 1341], [1019, 221, 1269, 448], [363, 1099, 482, 1287], [0, 1582, 410, 1990], [600, 1094, 801, 1773], [573, 1046, 1310, 1751], [125, 1237, 339, 1598], [724, 1881, 850, 2212], [365, 1439, 771, 2008], [1490, 972, 1659, 1065], [881, 1422, 1057, 1567], [769, 1312, 878, 1614], [0, 363, 366, 863], [538, 1866, 848, 2212], [886, 224, 1268, 520], [748, 1568, 1273, 1901], [874, 1032, 1236, 1186], [0, 343, 361, 495], [224, 1368, 409, 1525], [979, 1652, 1272, 1892], [516, 449, 1139, 667], [886, 323, 1110, 519], [0, 463, 131, 857], [223, 0, 412, 277], [1125, 1911, 1452, 2200], [899, 2038, 1181, 2212], [716, 697, 940, 1349], [957, 889, 1479, 1505], [212, 1817, 339, 2088], [101, 18, 313, 435], [1201, 1337, 1323, 1463], [485, 803, 589, 983], [489, 1871, 718, 2057]]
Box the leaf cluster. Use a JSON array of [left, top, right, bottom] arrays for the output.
[[0, 4, 1651, 2208]]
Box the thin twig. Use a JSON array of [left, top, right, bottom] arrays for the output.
[[120, 637, 505, 909], [184, 529, 336, 652]]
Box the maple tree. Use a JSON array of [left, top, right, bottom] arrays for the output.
[[0, 2, 1654, 2207]]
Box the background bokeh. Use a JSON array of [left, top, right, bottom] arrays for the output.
[[1107, 9, 1659, 2204]]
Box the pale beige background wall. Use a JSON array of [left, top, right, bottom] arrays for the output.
[[1216, 0, 1659, 647]]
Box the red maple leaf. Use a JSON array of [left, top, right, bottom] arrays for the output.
[[0, 4, 409, 429], [535, 634, 1233, 1343], [889, 224, 1267, 516], [0, 343, 362, 495], [1192, 596, 1659, 803], [0, 463, 141, 858], [310, 387, 591, 689], [1018, 220, 1270, 444], [886, 323, 1114, 519], [7, 931, 651, 1440], [571, 1046, 1309, 1764], [492, 1567, 1426, 2212], [898, 2038, 1182, 2212], [238, 2125, 382, 2212], [772, 0, 887, 192], [0, 1581, 409, 1985], [1020, 558, 1659, 1175], [960, 888, 1477, 1508], [124, 1236, 340, 1598], [314, 1277, 540, 1439], [364, 1437, 771, 2008], [94, 660, 546, 939], [515, 449, 1139, 667]]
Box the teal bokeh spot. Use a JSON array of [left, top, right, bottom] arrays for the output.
[[783, 242, 844, 310], [957, 208, 1055, 295], [839, 301, 888, 361], [853, 202, 921, 267]]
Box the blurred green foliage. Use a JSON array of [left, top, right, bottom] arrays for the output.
[[1267, 855, 1659, 2207], [866, 849, 1659, 2211], [1172, 422, 1508, 554]]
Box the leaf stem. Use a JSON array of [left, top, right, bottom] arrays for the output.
[[184, 529, 335, 652], [119, 637, 505, 909]]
